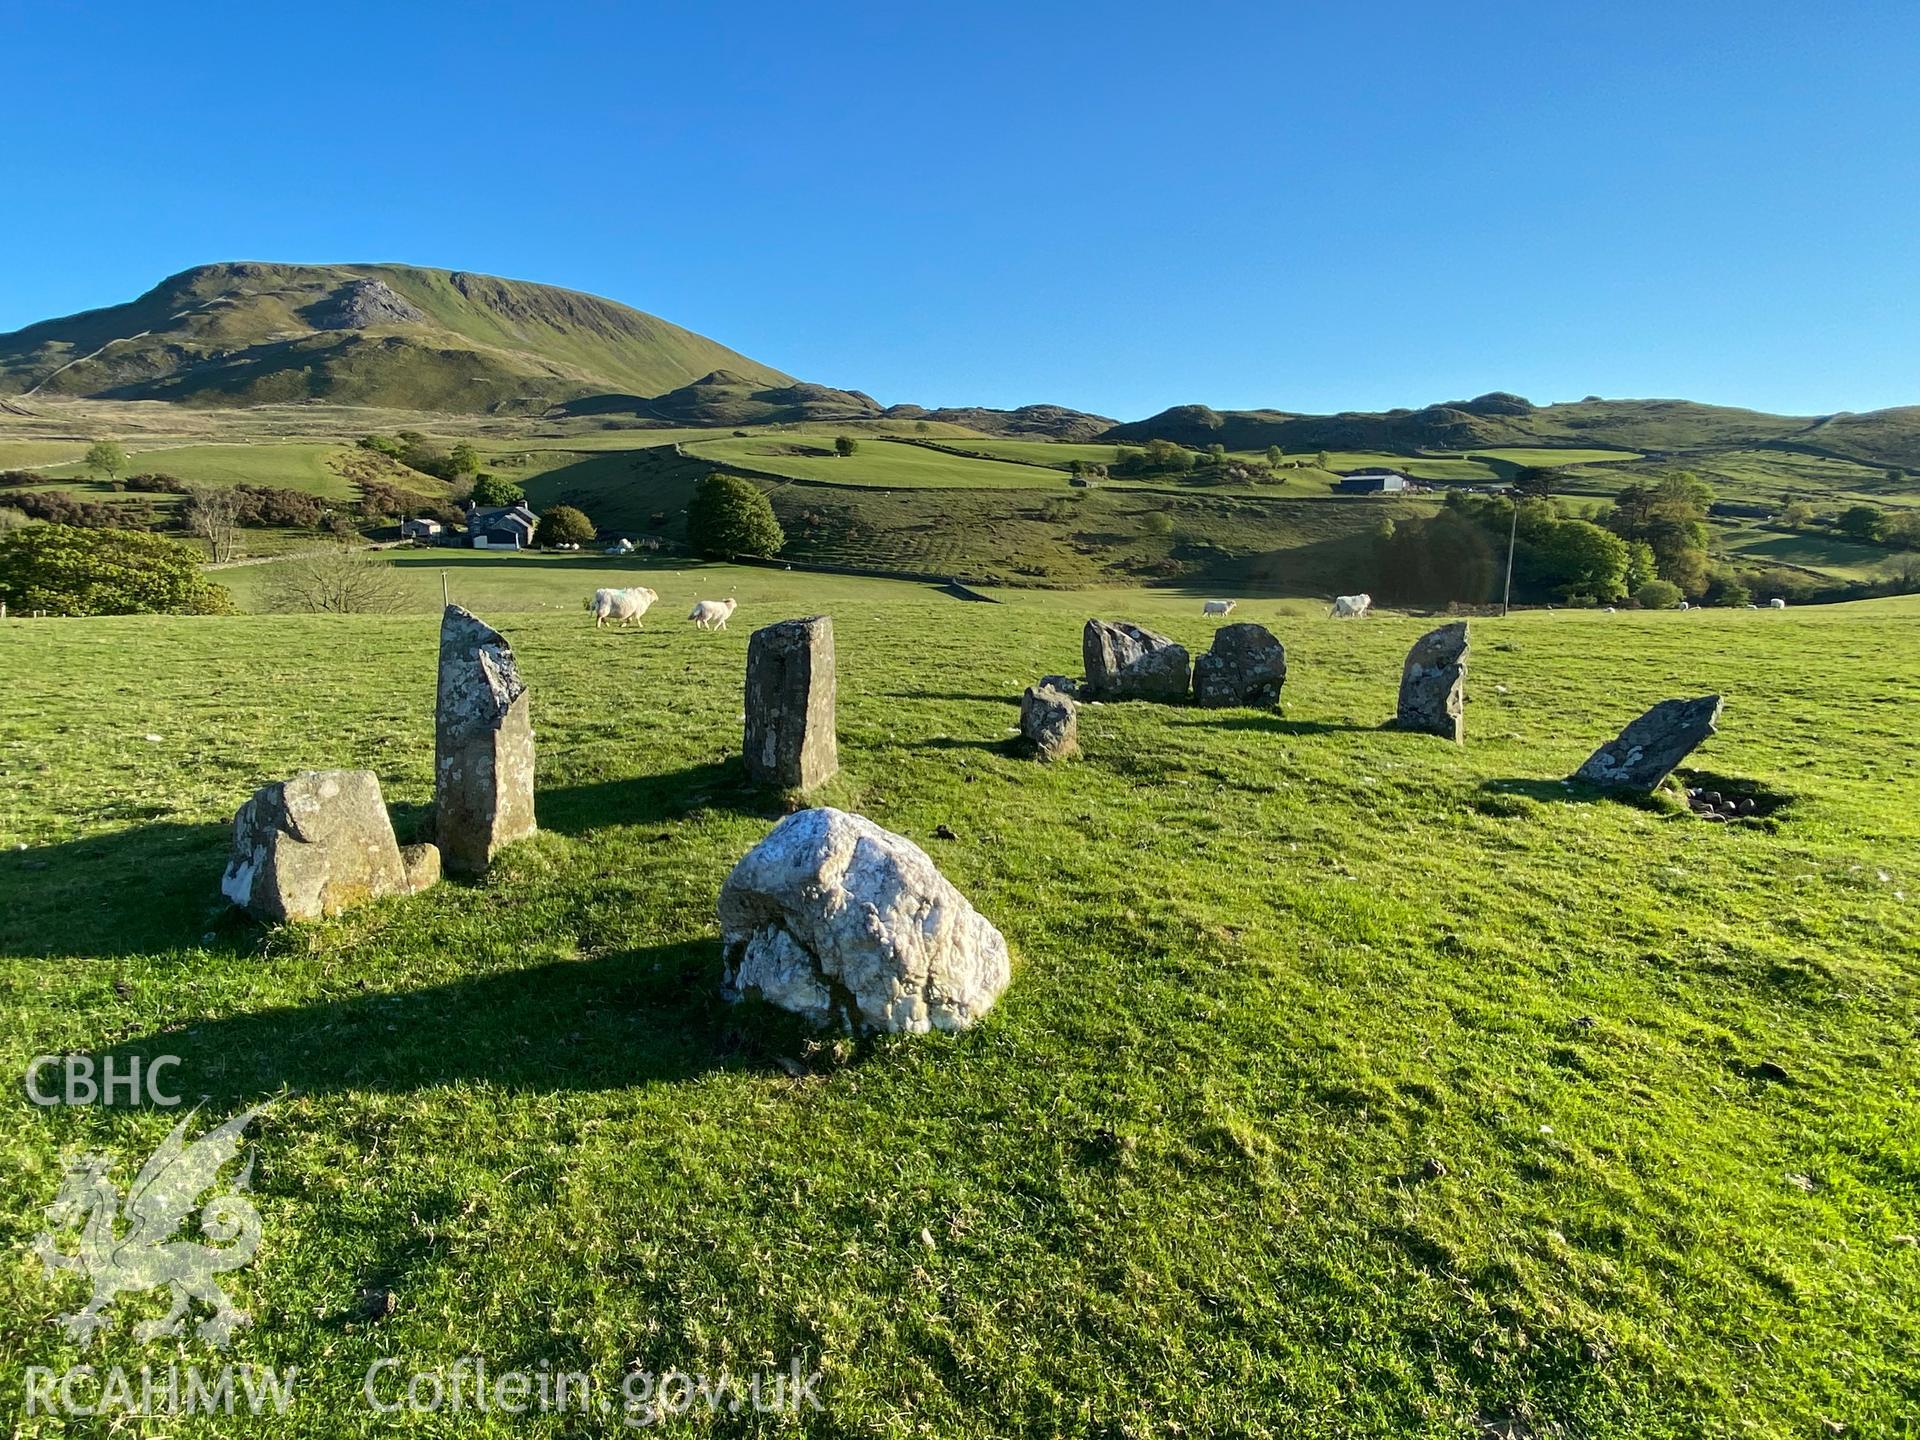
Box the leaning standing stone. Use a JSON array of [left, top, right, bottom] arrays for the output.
[[719, 807, 1010, 1034], [1082, 619, 1190, 700], [1574, 695, 1723, 792], [221, 770, 413, 922], [744, 616, 838, 790], [434, 605, 536, 877], [1396, 621, 1469, 741], [1020, 683, 1079, 760], [1193, 622, 1288, 707]]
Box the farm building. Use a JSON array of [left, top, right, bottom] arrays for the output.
[[466, 503, 537, 550], [400, 517, 443, 540], [1334, 469, 1411, 494]]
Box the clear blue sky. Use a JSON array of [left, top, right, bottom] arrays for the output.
[[1, 1, 1914, 419]]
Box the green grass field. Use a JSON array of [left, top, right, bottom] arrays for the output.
[[683, 437, 1070, 489], [1, 582, 1917, 1435], [36, 442, 357, 498]]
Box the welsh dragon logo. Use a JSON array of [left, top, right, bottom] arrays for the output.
[[31, 1104, 268, 1347]]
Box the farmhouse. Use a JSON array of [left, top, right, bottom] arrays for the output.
[[466, 502, 537, 550], [400, 517, 442, 540], [1335, 468, 1411, 494]]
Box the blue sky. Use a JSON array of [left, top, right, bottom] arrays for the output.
[[1, 1, 1914, 419]]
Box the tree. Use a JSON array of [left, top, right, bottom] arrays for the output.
[[1882, 511, 1920, 550], [1706, 570, 1751, 607], [1778, 500, 1815, 529], [1316, 451, 1332, 470], [1663, 546, 1711, 597], [0, 506, 30, 532], [1266, 445, 1284, 466], [1511, 465, 1560, 499], [182, 484, 242, 563], [1634, 578, 1684, 610], [448, 442, 483, 477], [834, 435, 858, 458], [533, 504, 595, 547], [687, 473, 784, 558], [267, 544, 413, 614], [0, 524, 233, 616], [1837, 504, 1885, 542], [469, 474, 526, 508], [1624, 539, 1658, 593], [1532, 518, 1630, 601], [84, 440, 128, 483]]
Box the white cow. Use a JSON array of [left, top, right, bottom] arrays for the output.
[[1328, 593, 1373, 619], [1202, 599, 1238, 617], [588, 586, 658, 628], [1770, 597, 1787, 609], [688, 598, 737, 631]]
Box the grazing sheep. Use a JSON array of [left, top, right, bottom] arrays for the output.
[[1202, 599, 1238, 617], [1770, 597, 1787, 609], [1328, 593, 1373, 619], [588, 586, 658, 628], [1603, 605, 1617, 613], [688, 597, 738, 631], [1678, 600, 1691, 611]]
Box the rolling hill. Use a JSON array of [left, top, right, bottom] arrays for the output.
[[0, 262, 796, 412], [1105, 394, 1920, 470]]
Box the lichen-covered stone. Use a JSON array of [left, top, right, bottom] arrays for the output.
[[1574, 695, 1723, 792], [719, 808, 1010, 1034], [434, 605, 535, 877], [1193, 623, 1287, 707], [1082, 620, 1190, 700], [220, 770, 409, 923], [400, 842, 441, 894], [1396, 621, 1468, 741], [1020, 683, 1079, 760], [744, 616, 838, 790]]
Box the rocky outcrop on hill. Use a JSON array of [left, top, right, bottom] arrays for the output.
[[306, 278, 427, 330]]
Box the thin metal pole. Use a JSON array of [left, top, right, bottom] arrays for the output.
[[1501, 496, 1517, 618], [441, 571, 449, 607]]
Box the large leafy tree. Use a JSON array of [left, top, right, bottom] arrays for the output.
[[687, 473, 785, 558], [0, 524, 233, 616], [469, 474, 526, 508], [533, 504, 595, 547]]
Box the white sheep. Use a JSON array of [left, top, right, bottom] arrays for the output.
[[1770, 597, 1787, 609], [587, 586, 658, 628], [688, 597, 738, 631], [1328, 593, 1373, 619], [1202, 599, 1237, 617]]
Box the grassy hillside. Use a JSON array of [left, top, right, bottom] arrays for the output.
[[0, 263, 794, 411], [1, 585, 1915, 1435], [1108, 397, 1920, 472]]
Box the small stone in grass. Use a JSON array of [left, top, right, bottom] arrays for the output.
[[933, 823, 957, 840]]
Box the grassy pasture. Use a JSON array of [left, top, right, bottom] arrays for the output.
[[683, 436, 1068, 490], [1, 585, 1917, 1436], [36, 441, 357, 497]]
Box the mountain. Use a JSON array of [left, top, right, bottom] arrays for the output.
[[0, 262, 794, 412], [553, 370, 886, 426], [1102, 394, 1920, 469], [885, 403, 1117, 441]]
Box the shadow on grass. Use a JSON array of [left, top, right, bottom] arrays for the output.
[[884, 689, 1017, 705], [92, 939, 821, 1102], [907, 736, 1023, 757], [537, 760, 783, 835], [0, 820, 241, 961], [1475, 777, 1637, 807], [1165, 714, 1379, 737]]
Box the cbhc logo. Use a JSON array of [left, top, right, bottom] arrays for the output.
[[25, 1055, 183, 1108]]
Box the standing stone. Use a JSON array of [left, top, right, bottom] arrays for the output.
[[1020, 683, 1079, 760], [221, 770, 414, 923], [434, 605, 536, 877], [719, 808, 1010, 1034], [1574, 695, 1724, 793], [1193, 623, 1288, 707], [1082, 620, 1190, 700], [1396, 621, 1469, 741], [744, 616, 838, 790]]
